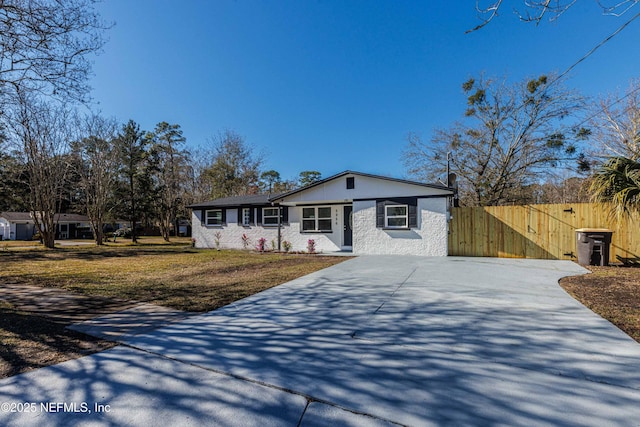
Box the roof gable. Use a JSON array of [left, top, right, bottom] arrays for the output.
[[187, 171, 452, 209], [270, 171, 452, 204]]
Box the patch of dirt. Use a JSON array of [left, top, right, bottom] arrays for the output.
[[560, 265, 640, 342]]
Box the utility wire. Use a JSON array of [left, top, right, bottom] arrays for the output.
[[549, 9, 640, 87], [540, 9, 640, 144]]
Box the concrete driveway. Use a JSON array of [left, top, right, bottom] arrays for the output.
[[2, 256, 640, 426]]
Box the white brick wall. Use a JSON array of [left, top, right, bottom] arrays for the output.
[[352, 198, 448, 256], [192, 197, 449, 256], [192, 206, 346, 253]]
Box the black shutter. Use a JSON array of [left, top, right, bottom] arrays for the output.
[[256, 208, 263, 225], [281, 206, 289, 224], [237, 207, 242, 225], [376, 201, 385, 228], [221, 208, 227, 225], [200, 209, 206, 226], [249, 208, 255, 225], [408, 201, 418, 228]]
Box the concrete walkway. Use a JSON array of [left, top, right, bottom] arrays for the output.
[[0, 283, 193, 339], [2, 256, 640, 426]]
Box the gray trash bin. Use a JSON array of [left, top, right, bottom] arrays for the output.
[[576, 228, 613, 266]]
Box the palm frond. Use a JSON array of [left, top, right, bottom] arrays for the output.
[[590, 156, 640, 220]]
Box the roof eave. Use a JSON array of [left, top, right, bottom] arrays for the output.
[[269, 170, 453, 202]]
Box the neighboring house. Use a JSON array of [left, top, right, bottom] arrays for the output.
[[189, 171, 454, 256], [0, 212, 92, 241]]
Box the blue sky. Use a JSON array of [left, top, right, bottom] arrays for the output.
[[89, 1, 640, 183]]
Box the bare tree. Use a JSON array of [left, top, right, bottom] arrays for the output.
[[0, 0, 108, 102], [590, 79, 640, 161], [6, 92, 71, 248], [146, 122, 188, 241], [183, 146, 215, 205], [469, 1, 639, 32], [71, 113, 118, 245], [201, 130, 264, 199], [403, 74, 588, 206]]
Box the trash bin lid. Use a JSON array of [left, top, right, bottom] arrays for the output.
[[575, 228, 613, 233]]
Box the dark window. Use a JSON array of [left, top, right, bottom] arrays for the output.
[[302, 206, 332, 232], [346, 177, 355, 189], [205, 209, 224, 226], [262, 207, 279, 225]]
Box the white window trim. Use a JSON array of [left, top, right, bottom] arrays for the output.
[[205, 209, 223, 226], [385, 204, 408, 229], [262, 207, 279, 226], [302, 206, 332, 232], [242, 208, 252, 226]]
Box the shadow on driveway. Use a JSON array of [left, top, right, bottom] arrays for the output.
[[2, 256, 640, 426]]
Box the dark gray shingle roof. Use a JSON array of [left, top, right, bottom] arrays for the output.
[[0, 212, 90, 222], [188, 194, 280, 209]]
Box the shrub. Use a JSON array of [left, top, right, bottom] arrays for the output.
[[307, 239, 316, 254], [256, 237, 267, 252], [241, 234, 250, 250]]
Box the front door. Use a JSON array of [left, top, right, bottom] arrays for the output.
[[343, 205, 353, 247]]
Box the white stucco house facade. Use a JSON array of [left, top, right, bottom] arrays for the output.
[[189, 171, 454, 256]]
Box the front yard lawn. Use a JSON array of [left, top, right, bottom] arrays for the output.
[[0, 246, 349, 378], [0, 246, 348, 312]]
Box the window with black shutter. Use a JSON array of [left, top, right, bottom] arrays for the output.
[[205, 209, 225, 226], [375, 198, 417, 229], [259, 206, 288, 227]]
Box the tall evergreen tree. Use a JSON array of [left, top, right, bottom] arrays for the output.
[[114, 120, 147, 243]]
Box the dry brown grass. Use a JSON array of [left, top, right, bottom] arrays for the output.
[[0, 246, 348, 312], [560, 266, 640, 342], [0, 301, 115, 378]]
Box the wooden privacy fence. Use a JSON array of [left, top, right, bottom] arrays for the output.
[[448, 203, 640, 263]]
